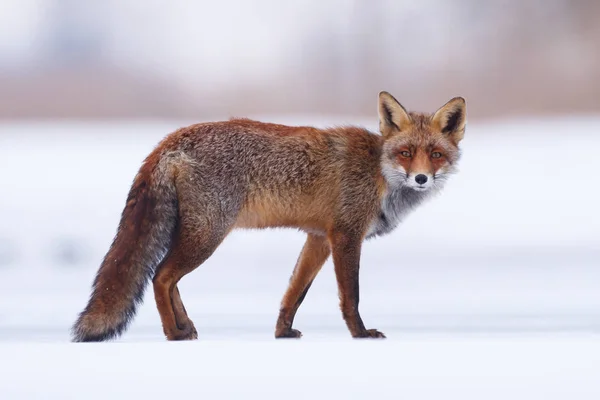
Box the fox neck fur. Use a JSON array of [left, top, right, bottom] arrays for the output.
[[365, 185, 435, 239]]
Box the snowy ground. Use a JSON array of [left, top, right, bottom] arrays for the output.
[[0, 115, 599, 398], [2, 337, 600, 399]]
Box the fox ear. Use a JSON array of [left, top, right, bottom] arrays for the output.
[[432, 97, 467, 143], [378, 91, 412, 137]]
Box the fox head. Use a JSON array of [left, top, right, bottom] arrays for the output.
[[377, 91, 466, 193]]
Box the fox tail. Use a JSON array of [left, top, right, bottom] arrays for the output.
[[71, 153, 178, 342]]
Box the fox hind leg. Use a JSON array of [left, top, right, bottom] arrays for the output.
[[153, 173, 239, 341], [275, 233, 331, 338], [153, 229, 228, 341], [171, 286, 195, 337], [152, 201, 235, 341]]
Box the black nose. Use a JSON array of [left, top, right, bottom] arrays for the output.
[[415, 174, 428, 185]]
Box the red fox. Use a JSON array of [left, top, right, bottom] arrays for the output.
[[71, 91, 466, 342]]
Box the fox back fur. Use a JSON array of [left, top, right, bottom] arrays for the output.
[[71, 91, 466, 342]]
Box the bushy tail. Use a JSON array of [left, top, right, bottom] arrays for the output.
[[71, 154, 178, 342]]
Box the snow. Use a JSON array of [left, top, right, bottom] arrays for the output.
[[0, 115, 599, 398], [2, 338, 600, 399]]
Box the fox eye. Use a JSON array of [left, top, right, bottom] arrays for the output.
[[399, 151, 411, 158], [431, 152, 443, 159]]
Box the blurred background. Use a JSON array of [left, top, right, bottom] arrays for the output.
[[2, 0, 600, 120], [0, 0, 599, 341]]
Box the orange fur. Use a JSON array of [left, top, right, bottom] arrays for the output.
[[71, 92, 466, 342]]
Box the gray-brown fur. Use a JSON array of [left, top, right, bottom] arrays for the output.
[[70, 92, 466, 341]]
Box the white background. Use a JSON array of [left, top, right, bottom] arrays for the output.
[[0, 116, 599, 398]]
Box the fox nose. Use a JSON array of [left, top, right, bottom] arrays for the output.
[[415, 174, 428, 185]]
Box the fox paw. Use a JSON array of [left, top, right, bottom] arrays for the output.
[[167, 323, 198, 341], [354, 329, 386, 339], [275, 328, 303, 339]]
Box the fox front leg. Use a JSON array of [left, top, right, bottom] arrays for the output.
[[275, 234, 331, 338], [329, 231, 386, 339]]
